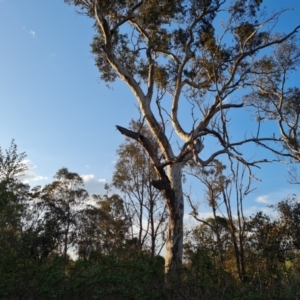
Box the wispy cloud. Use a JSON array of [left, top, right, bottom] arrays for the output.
[[244, 205, 279, 219], [20, 160, 48, 184], [30, 30, 36, 38], [81, 174, 94, 182], [255, 189, 299, 206], [82, 175, 106, 184], [256, 195, 272, 204], [81, 174, 106, 195]]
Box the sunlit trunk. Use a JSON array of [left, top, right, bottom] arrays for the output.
[[164, 163, 184, 275]]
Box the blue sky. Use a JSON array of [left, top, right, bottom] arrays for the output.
[[1, 0, 300, 218]]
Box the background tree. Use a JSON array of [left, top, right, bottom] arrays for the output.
[[2, 141, 300, 298], [186, 160, 252, 282], [77, 193, 130, 260], [276, 196, 300, 252], [40, 168, 88, 260], [246, 211, 288, 287], [113, 120, 167, 256], [186, 159, 230, 265], [221, 162, 252, 283], [64, 0, 300, 275], [0, 140, 27, 181], [0, 140, 29, 257]]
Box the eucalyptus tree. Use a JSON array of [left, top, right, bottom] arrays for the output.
[[64, 0, 300, 275]]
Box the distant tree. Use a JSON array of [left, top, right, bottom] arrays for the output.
[[276, 196, 300, 251], [221, 163, 252, 283], [0, 180, 30, 257], [77, 193, 130, 259], [247, 211, 287, 284], [0, 140, 27, 181], [184, 216, 231, 264], [21, 185, 63, 263], [40, 168, 88, 260], [0, 140, 29, 254], [186, 159, 230, 264], [186, 160, 253, 282], [64, 0, 300, 275], [113, 120, 167, 256]]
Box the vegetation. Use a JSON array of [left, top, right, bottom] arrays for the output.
[[3, 0, 300, 297], [63, 0, 300, 276], [2, 139, 300, 299]]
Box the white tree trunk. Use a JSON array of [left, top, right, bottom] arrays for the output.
[[164, 163, 184, 275]]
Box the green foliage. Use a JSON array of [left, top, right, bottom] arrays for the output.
[[77, 193, 130, 259], [64, 0, 268, 99], [40, 168, 89, 259], [63, 0, 300, 278], [0, 140, 27, 180], [3, 140, 300, 298]]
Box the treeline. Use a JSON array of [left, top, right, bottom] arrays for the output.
[[1, 139, 300, 300]]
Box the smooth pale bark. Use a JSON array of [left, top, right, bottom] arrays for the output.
[[164, 163, 184, 274]]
